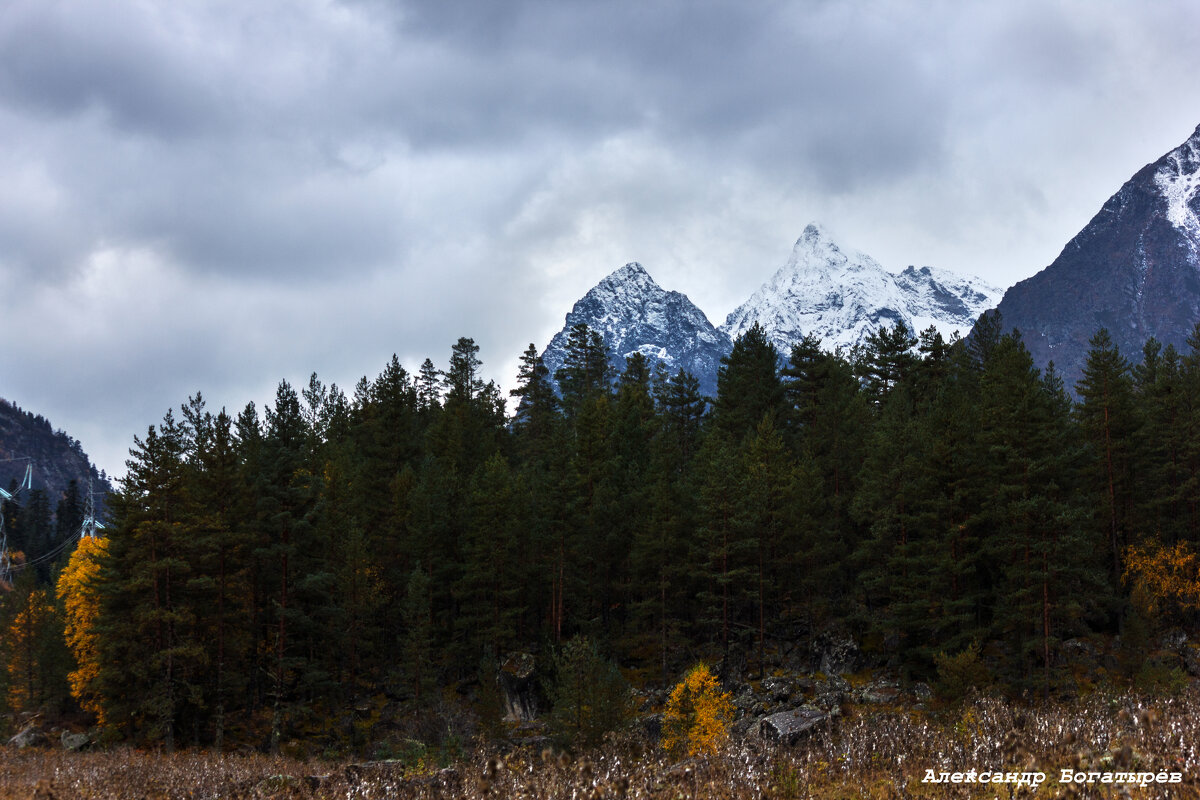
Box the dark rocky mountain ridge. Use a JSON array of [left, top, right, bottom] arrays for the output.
[[988, 123, 1200, 385], [540, 262, 732, 398], [0, 396, 110, 511]]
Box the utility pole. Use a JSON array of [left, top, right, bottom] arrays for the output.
[[0, 460, 34, 587]]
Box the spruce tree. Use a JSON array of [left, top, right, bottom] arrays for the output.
[[17, 490, 54, 584], [712, 323, 784, 441], [1178, 325, 1200, 543], [782, 339, 869, 606], [851, 382, 939, 670], [456, 454, 527, 662], [444, 337, 484, 405], [736, 415, 808, 677], [511, 343, 560, 445], [255, 381, 320, 752], [967, 309, 1003, 369], [400, 563, 435, 706], [416, 357, 442, 413], [509, 344, 571, 651], [96, 411, 204, 749], [556, 323, 612, 419], [1075, 328, 1138, 582], [855, 321, 918, 408], [654, 369, 706, 470], [1133, 340, 1189, 544], [187, 406, 251, 749], [694, 432, 748, 658], [55, 481, 84, 552], [982, 337, 1103, 692], [560, 387, 619, 640]]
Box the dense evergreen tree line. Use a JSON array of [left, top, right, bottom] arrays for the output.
[[4, 317, 1200, 748]]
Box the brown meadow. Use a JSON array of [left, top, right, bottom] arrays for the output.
[[5, 691, 1200, 799]]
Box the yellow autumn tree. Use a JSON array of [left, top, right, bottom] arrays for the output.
[[56, 535, 108, 722], [661, 663, 734, 758], [6, 585, 56, 715], [1124, 540, 1200, 618]]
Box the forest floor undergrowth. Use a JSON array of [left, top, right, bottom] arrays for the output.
[[4, 691, 1200, 799]]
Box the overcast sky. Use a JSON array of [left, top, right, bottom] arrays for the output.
[[2, 0, 1199, 480]]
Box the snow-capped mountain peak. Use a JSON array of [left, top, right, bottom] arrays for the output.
[[789, 222, 875, 275], [796, 221, 838, 256], [541, 262, 731, 397], [722, 223, 1002, 355], [541, 228, 1002, 398], [597, 261, 655, 291]]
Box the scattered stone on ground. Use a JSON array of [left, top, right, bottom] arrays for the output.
[[759, 707, 829, 745]]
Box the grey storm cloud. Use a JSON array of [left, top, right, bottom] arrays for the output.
[[372, 0, 955, 185], [1, 0, 1200, 478], [0, 0, 1013, 282], [0, 5, 222, 137]]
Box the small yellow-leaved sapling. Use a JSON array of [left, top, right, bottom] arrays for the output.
[[661, 663, 734, 757]]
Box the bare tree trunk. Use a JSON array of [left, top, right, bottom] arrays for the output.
[[1104, 404, 1120, 578], [660, 572, 667, 685], [271, 540, 289, 755], [1042, 575, 1051, 701]]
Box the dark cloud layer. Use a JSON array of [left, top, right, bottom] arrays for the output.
[[1, 0, 1199, 478], [377, 0, 954, 185]]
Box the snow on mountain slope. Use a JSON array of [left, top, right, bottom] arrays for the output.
[[893, 264, 1004, 340], [722, 223, 1002, 356], [1154, 129, 1200, 254], [541, 262, 731, 398]]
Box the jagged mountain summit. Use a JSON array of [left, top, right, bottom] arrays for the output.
[[721, 223, 1003, 356], [989, 123, 1200, 388], [540, 262, 731, 398], [542, 234, 1003, 398]]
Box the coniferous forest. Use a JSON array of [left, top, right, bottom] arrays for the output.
[[5, 315, 1200, 758]]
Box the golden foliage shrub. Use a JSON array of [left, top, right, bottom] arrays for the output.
[[55, 535, 108, 722], [661, 663, 733, 758], [6, 586, 56, 714], [1124, 540, 1200, 617]]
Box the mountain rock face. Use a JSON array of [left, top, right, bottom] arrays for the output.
[[0, 397, 110, 510], [990, 124, 1200, 386], [722, 223, 1002, 356], [541, 262, 731, 398]]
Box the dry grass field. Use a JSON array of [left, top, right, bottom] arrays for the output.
[[4, 692, 1200, 799]]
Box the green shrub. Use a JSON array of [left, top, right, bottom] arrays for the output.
[[934, 642, 989, 703], [547, 636, 631, 748], [1118, 602, 1153, 678], [1134, 662, 1188, 697], [475, 657, 507, 742]]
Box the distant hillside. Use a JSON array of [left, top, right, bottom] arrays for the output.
[[0, 397, 111, 509]]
